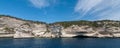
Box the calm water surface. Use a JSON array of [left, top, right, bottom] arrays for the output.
[[0, 38, 120, 48]]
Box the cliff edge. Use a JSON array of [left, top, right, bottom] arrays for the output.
[[0, 15, 120, 38]]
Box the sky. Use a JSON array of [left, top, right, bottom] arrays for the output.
[[0, 0, 120, 23]]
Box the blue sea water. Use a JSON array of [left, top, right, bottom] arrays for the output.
[[0, 38, 120, 48]]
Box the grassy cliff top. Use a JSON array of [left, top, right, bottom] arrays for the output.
[[51, 20, 120, 28], [0, 15, 47, 24], [0, 15, 120, 28]]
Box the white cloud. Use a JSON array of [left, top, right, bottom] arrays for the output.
[[99, 11, 120, 20], [74, 0, 120, 20], [74, 0, 103, 17], [75, 0, 102, 12], [29, 0, 56, 9]]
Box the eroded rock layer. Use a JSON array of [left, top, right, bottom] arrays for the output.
[[0, 15, 120, 38]]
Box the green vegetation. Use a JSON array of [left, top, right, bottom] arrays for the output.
[[51, 20, 120, 28], [0, 15, 46, 24], [50, 20, 92, 28], [22, 23, 31, 27], [4, 27, 14, 33], [0, 15, 120, 28]]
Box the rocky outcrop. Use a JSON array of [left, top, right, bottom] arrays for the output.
[[0, 15, 120, 38], [0, 15, 47, 38], [52, 20, 120, 38], [61, 25, 120, 38], [13, 23, 34, 38]]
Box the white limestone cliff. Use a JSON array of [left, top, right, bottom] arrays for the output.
[[0, 15, 120, 38]]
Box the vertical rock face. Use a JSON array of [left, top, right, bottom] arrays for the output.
[[14, 23, 34, 38], [0, 16, 24, 37], [49, 25, 62, 37], [62, 25, 120, 37], [0, 16, 48, 38], [53, 20, 120, 38], [32, 24, 48, 37], [0, 15, 120, 38]]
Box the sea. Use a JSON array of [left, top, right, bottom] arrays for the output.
[[0, 38, 120, 48]]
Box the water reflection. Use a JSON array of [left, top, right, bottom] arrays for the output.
[[0, 38, 120, 48]]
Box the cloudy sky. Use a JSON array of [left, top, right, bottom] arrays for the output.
[[0, 0, 120, 23]]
